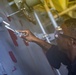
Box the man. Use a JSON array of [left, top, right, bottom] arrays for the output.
[[18, 18, 76, 75]]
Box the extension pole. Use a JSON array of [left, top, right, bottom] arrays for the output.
[[34, 11, 50, 43], [44, 1, 58, 28]]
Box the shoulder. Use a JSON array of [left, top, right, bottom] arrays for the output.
[[46, 45, 70, 69], [46, 45, 63, 57], [46, 45, 64, 69]]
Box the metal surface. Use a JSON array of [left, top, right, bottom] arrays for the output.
[[0, 0, 73, 75], [0, 16, 55, 75]]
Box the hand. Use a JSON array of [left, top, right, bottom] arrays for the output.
[[18, 30, 51, 52], [18, 29, 37, 42]]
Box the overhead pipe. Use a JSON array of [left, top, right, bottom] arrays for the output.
[[54, 4, 76, 18], [48, 0, 55, 9]]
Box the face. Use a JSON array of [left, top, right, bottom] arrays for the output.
[[55, 25, 73, 52], [56, 33, 69, 51]]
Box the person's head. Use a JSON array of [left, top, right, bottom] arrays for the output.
[[56, 18, 76, 53]]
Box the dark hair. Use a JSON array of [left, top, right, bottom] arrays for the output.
[[63, 18, 76, 37]]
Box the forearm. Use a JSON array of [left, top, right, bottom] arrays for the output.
[[19, 29, 52, 52], [33, 37, 52, 52]]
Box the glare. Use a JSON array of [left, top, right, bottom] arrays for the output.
[[3, 21, 10, 26]]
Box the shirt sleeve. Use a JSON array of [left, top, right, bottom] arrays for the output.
[[46, 45, 64, 69]]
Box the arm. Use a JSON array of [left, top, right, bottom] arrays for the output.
[[18, 30, 52, 52], [33, 37, 52, 52]]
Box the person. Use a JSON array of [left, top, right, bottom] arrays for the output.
[[18, 18, 76, 75]]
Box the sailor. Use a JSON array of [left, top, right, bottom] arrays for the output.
[[18, 18, 76, 75]]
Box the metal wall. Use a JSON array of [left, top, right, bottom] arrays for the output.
[[0, 20, 56, 75]]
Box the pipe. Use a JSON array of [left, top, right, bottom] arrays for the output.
[[44, 1, 58, 28], [7, 8, 24, 17], [54, 4, 76, 18], [7, 10, 20, 17], [34, 11, 50, 43], [49, 0, 55, 9]]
